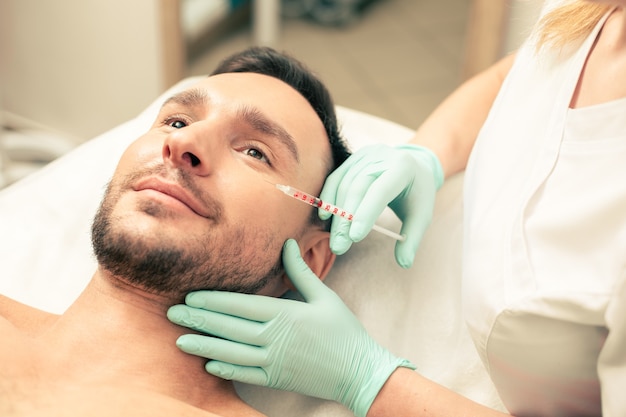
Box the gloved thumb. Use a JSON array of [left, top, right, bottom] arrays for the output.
[[393, 215, 427, 269], [282, 239, 327, 303]]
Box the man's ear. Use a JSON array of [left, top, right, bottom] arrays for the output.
[[282, 230, 336, 291]]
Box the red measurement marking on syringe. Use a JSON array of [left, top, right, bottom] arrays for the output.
[[293, 190, 353, 220], [294, 191, 317, 206]]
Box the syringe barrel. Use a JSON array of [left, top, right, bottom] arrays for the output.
[[323, 203, 353, 220], [287, 186, 354, 221], [274, 183, 402, 240]]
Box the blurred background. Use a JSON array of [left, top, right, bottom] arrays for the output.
[[0, 0, 543, 189]]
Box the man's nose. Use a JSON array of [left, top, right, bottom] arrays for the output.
[[162, 124, 213, 176]]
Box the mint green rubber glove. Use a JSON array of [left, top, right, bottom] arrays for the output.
[[167, 239, 415, 417], [320, 143, 444, 268]]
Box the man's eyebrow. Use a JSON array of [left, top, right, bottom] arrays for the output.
[[237, 105, 300, 163], [161, 88, 209, 109]]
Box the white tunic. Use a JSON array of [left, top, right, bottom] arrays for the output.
[[462, 7, 626, 417]]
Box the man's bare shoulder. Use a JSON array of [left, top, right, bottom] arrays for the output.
[[0, 294, 59, 334], [0, 336, 263, 417]]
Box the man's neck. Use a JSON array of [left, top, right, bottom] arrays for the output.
[[38, 269, 248, 414]]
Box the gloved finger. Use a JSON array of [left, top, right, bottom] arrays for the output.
[[332, 151, 377, 210], [326, 157, 377, 253], [205, 361, 270, 386], [350, 174, 408, 242], [331, 145, 400, 219], [182, 291, 285, 322], [176, 334, 269, 367], [393, 207, 432, 269], [345, 170, 407, 241], [334, 172, 377, 239], [318, 157, 351, 221], [282, 239, 329, 303], [318, 148, 373, 220], [167, 305, 266, 345], [328, 215, 353, 255]]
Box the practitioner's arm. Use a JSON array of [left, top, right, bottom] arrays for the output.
[[368, 367, 509, 417], [410, 53, 516, 178]]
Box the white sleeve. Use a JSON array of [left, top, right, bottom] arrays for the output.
[[598, 274, 626, 416]]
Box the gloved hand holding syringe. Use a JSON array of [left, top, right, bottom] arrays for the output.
[[272, 183, 406, 241]]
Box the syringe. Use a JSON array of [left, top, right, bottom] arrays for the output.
[[274, 183, 405, 241]]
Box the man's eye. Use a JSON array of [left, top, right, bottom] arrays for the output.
[[244, 148, 269, 164], [169, 120, 187, 129]]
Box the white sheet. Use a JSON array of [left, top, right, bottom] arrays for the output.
[[0, 76, 505, 415]]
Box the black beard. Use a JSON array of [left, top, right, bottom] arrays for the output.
[[91, 169, 285, 301]]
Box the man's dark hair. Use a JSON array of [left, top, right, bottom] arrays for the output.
[[211, 46, 351, 174]]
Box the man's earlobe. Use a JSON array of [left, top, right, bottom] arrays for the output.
[[301, 232, 336, 281]]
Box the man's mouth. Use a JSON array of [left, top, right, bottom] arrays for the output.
[[133, 177, 212, 218]]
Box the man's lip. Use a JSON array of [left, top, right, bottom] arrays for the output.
[[133, 177, 210, 218]]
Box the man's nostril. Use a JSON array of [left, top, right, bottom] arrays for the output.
[[190, 154, 201, 167], [183, 152, 201, 167]]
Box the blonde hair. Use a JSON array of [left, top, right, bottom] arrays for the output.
[[534, 1, 612, 52]]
